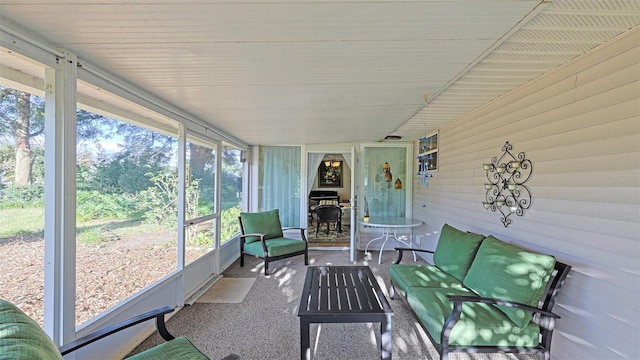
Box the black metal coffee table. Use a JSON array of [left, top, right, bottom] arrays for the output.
[[298, 266, 393, 360]]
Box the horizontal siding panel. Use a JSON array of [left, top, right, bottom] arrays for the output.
[[412, 27, 640, 360]]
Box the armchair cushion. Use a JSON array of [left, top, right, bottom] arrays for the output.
[[128, 336, 208, 360], [0, 300, 63, 360], [432, 224, 485, 282], [243, 237, 307, 257], [463, 236, 556, 327], [240, 209, 284, 244]]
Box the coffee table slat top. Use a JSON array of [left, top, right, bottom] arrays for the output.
[[298, 266, 392, 316]]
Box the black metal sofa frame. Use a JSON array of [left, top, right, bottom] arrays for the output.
[[391, 247, 571, 360]]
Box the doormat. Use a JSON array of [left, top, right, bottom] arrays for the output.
[[196, 278, 256, 304]]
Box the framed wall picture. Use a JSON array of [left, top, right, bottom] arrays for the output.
[[318, 161, 342, 187]]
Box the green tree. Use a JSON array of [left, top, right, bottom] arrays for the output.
[[0, 85, 112, 187], [0, 87, 43, 186]]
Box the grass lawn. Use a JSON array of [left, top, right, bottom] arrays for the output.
[[0, 207, 168, 244], [0, 207, 44, 238]]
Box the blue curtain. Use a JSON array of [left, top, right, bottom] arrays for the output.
[[258, 146, 301, 227]]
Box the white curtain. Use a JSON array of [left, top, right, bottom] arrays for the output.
[[341, 152, 352, 171], [307, 153, 325, 194], [258, 146, 301, 227]]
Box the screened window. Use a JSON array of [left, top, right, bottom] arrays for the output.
[[185, 137, 216, 264], [0, 83, 46, 326], [75, 111, 179, 325], [220, 146, 242, 244]]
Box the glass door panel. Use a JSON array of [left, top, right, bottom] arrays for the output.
[[361, 144, 411, 218]]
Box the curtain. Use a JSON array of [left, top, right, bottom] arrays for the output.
[[307, 153, 325, 195], [341, 152, 352, 171], [258, 146, 301, 227], [363, 147, 406, 217]]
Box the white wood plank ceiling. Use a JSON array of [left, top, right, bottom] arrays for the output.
[[0, 0, 638, 145]]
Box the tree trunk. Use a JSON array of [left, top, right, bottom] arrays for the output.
[[14, 91, 33, 186], [189, 144, 214, 181]]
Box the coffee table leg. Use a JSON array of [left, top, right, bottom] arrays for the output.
[[380, 314, 393, 360], [300, 318, 310, 360]]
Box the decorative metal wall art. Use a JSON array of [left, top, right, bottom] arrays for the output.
[[482, 141, 533, 227]]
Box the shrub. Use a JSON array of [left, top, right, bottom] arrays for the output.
[[76, 190, 139, 222], [0, 184, 44, 208]]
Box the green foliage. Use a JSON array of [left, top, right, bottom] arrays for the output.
[[220, 205, 241, 242], [76, 190, 140, 222], [135, 169, 200, 227], [79, 150, 161, 194], [188, 231, 213, 247], [0, 184, 44, 208]]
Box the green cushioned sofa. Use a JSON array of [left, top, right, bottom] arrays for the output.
[[239, 209, 309, 275], [0, 299, 208, 359], [389, 224, 571, 360]]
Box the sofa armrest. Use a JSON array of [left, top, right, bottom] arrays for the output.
[[446, 295, 560, 319], [59, 306, 176, 355], [393, 247, 434, 264]]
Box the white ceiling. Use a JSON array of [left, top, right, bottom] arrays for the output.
[[0, 0, 638, 146]]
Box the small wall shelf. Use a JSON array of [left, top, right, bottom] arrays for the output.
[[417, 131, 437, 186]]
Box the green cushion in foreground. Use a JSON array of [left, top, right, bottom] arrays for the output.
[[389, 264, 466, 297], [463, 236, 556, 328], [128, 336, 209, 360], [0, 299, 63, 360], [432, 224, 485, 282], [407, 287, 540, 347]]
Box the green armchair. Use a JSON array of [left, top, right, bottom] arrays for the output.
[[0, 299, 208, 359], [239, 209, 309, 275]]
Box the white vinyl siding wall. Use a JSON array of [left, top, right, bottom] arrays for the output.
[[412, 26, 639, 360]]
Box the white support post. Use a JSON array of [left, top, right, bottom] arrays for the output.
[[176, 125, 186, 306], [43, 52, 77, 346], [213, 142, 222, 275]]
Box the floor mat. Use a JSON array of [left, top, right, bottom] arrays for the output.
[[195, 278, 256, 304]]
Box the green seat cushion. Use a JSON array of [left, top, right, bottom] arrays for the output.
[[432, 224, 485, 281], [0, 299, 63, 360], [240, 209, 284, 244], [407, 287, 540, 347], [389, 264, 465, 297], [243, 237, 307, 257], [463, 236, 556, 328], [127, 336, 209, 360]]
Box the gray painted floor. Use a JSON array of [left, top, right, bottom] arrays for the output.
[[131, 250, 537, 360]]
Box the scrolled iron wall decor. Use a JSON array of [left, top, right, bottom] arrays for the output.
[[482, 141, 533, 227]]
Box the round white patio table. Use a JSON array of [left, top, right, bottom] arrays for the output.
[[360, 217, 422, 264]]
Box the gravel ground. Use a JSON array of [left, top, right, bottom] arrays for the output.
[[0, 232, 206, 326]]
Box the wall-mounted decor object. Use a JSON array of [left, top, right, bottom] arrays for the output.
[[383, 162, 393, 182], [318, 160, 342, 187], [482, 141, 533, 227], [417, 131, 437, 186], [394, 178, 402, 190]]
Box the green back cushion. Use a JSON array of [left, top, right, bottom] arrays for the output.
[[432, 224, 485, 281], [0, 300, 63, 360], [463, 236, 556, 327], [240, 209, 284, 244]]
